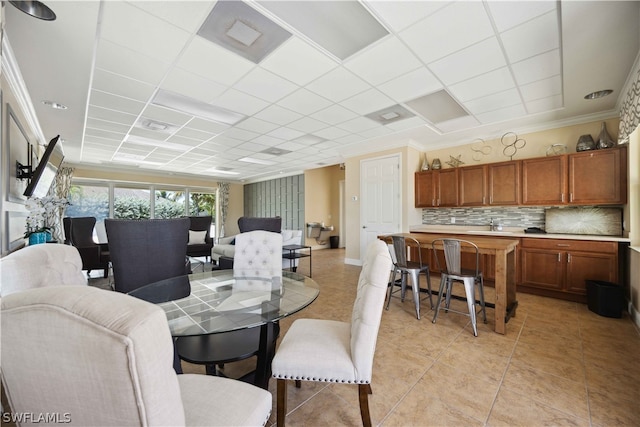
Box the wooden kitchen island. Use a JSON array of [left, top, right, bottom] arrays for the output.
[[380, 233, 519, 335]]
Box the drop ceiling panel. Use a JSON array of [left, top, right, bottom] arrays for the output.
[[520, 75, 562, 101], [94, 40, 171, 85], [87, 105, 138, 125], [340, 89, 395, 115], [100, 2, 191, 62], [337, 117, 380, 133], [463, 88, 522, 115], [92, 69, 156, 102], [233, 67, 299, 102], [141, 105, 192, 126], [500, 11, 559, 63], [487, 0, 557, 32], [235, 117, 280, 134], [448, 67, 515, 102], [130, 1, 214, 33], [286, 117, 329, 133], [305, 67, 371, 103], [400, 1, 494, 63], [260, 37, 338, 86], [526, 95, 563, 114], [266, 127, 305, 141], [89, 90, 145, 115], [312, 126, 350, 140], [253, 105, 303, 125], [475, 104, 527, 124], [161, 68, 228, 103], [429, 37, 506, 85], [344, 37, 422, 86], [310, 105, 358, 125], [377, 67, 442, 102], [366, 0, 450, 32], [212, 89, 270, 116], [511, 49, 561, 85], [278, 88, 333, 116], [186, 118, 230, 134]]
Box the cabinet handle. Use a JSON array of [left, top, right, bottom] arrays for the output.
[[567, 253, 571, 263], [437, 199, 440, 206], [557, 253, 561, 262], [556, 244, 570, 247], [570, 193, 573, 202], [561, 193, 565, 202], [483, 196, 485, 204], [432, 199, 435, 206]]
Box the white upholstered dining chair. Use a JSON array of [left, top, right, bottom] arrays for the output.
[[0, 243, 87, 297], [1, 286, 272, 426], [271, 239, 393, 427]]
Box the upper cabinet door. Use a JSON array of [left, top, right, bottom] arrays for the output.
[[522, 156, 568, 205], [415, 171, 436, 207], [569, 146, 627, 205], [437, 169, 459, 207], [459, 165, 487, 206], [488, 161, 520, 205]]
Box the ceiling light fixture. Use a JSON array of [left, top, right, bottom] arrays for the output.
[[261, 147, 291, 156], [9, 1, 56, 21], [198, 1, 291, 64], [584, 89, 613, 100], [205, 167, 240, 176], [365, 104, 415, 125], [239, 157, 276, 165], [124, 135, 192, 152], [42, 100, 67, 110], [406, 90, 469, 124], [152, 89, 246, 126]]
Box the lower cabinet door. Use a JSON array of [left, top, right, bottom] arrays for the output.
[[565, 251, 617, 294], [521, 248, 564, 291]]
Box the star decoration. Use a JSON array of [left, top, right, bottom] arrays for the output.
[[446, 155, 464, 168]]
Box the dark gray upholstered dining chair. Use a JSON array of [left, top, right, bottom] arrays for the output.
[[186, 215, 213, 260], [105, 218, 190, 294], [63, 216, 110, 278]]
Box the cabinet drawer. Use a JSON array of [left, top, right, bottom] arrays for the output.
[[521, 238, 617, 253]]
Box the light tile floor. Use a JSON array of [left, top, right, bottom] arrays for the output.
[[91, 249, 639, 426]]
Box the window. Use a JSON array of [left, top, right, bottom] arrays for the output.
[[114, 186, 151, 219], [66, 185, 109, 222], [189, 191, 216, 217], [155, 189, 185, 218]]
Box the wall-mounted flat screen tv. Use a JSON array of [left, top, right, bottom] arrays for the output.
[[23, 135, 62, 198]]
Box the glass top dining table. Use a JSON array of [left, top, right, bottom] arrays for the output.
[[129, 269, 320, 389]]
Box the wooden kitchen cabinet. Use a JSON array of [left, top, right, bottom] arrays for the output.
[[414, 169, 458, 207], [520, 238, 618, 302], [488, 161, 520, 205], [568, 146, 627, 205], [459, 165, 487, 206], [522, 156, 568, 205]]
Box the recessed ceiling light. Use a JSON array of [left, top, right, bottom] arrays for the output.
[[226, 20, 262, 47], [134, 118, 180, 133], [198, 1, 291, 64], [9, 0, 56, 21], [584, 89, 613, 100], [42, 100, 67, 110], [261, 147, 291, 156], [239, 157, 276, 165], [365, 104, 415, 125], [124, 135, 192, 152], [293, 134, 327, 145]]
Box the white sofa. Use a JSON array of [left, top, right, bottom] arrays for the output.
[[212, 229, 303, 270]]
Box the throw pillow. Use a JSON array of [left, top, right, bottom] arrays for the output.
[[188, 230, 207, 245]]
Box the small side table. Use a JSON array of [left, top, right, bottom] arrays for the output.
[[282, 244, 312, 277]]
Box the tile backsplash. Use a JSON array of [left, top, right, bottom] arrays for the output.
[[421, 206, 546, 229]]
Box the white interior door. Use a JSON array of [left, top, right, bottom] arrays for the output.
[[360, 155, 401, 261]]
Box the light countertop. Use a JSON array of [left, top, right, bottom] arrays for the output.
[[409, 225, 630, 243]]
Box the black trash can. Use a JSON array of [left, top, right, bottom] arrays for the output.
[[329, 235, 339, 249], [586, 280, 624, 318]]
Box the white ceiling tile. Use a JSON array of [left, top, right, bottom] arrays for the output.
[[475, 104, 527, 125], [334, 134, 365, 144], [128, 1, 214, 33], [433, 115, 480, 133], [340, 88, 395, 115], [251, 134, 284, 147], [287, 117, 329, 133], [501, 11, 559, 63], [90, 90, 145, 115], [278, 88, 333, 115], [378, 67, 442, 102], [312, 126, 351, 140], [87, 106, 137, 127], [101, 2, 191, 62], [127, 127, 166, 141], [178, 36, 255, 86], [186, 118, 230, 134], [86, 118, 131, 134], [260, 37, 338, 86], [305, 67, 370, 103], [520, 75, 562, 101], [337, 117, 379, 133], [85, 127, 126, 141], [267, 127, 306, 141], [366, 0, 450, 32], [92, 69, 155, 102], [358, 126, 393, 139], [526, 95, 563, 114], [235, 117, 280, 134], [161, 67, 227, 103], [487, 0, 557, 32], [253, 105, 303, 125], [429, 37, 506, 85], [174, 127, 213, 141], [212, 89, 270, 116], [448, 67, 515, 102], [384, 116, 427, 131], [95, 40, 171, 85], [400, 1, 494, 63], [310, 105, 358, 125], [141, 104, 192, 126], [222, 127, 260, 142], [511, 49, 561, 85], [234, 67, 299, 103], [463, 88, 522, 115], [345, 36, 422, 85]]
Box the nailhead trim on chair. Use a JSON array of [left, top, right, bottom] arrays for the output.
[[272, 374, 370, 384]]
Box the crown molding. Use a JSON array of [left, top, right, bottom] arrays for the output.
[[1, 36, 45, 144]]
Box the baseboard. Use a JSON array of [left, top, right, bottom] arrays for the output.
[[629, 301, 640, 331], [345, 257, 362, 266]]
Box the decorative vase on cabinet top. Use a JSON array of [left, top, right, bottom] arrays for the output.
[[596, 122, 615, 149], [576, 134, 596, 152]]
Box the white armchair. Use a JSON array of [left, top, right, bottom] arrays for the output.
[[271, 240, 393, 427], [0, 243, 87, 297], [212, 229, 302, 270], [1, 286, 272, 426]]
